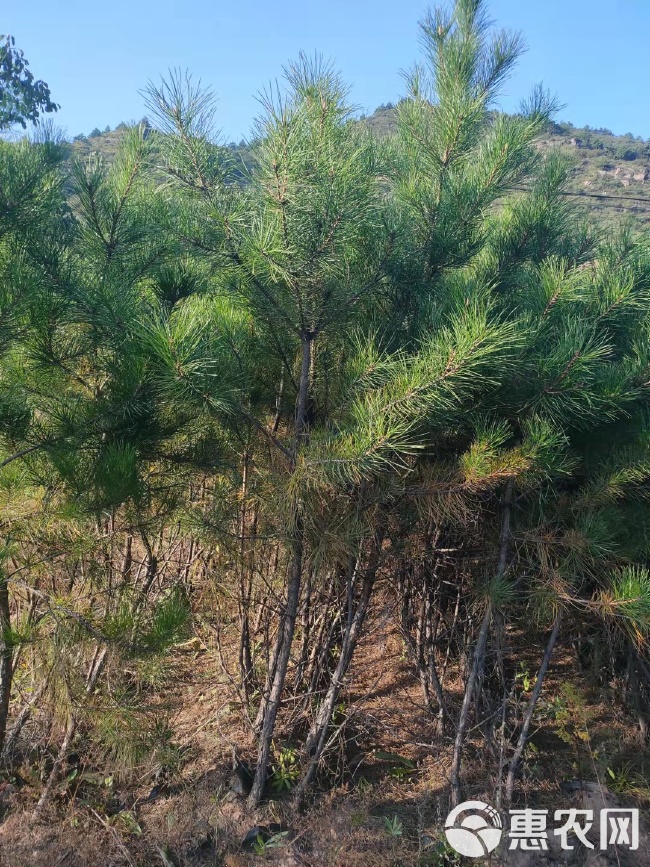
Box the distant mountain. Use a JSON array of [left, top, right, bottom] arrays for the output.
[[534, 122, 650, 230], [362, 105, 650, 230], [71, 108, 650, 230]]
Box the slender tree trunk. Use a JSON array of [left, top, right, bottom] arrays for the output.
[[415, 582, 434, 709], [129, 534, 158, 644], [626, 649, 649, 740], [301, 583, 337, 711], [441, 584, 462, 686], [248, 335, 313, 807], [33, 714, 77, 819], [239, 614, 253, 702], [294, 336, 312, 453], [237, 451, 254, 700], [450, 478, 513, 806], [505, 613, 561, 804], [294, 570, 312, 690], [427, 644, 447, 733], [295, 523, 384, 798], [308, 608, 343, 697], [121, 534, 133, 582], [1, 677, 48, 761], [0, 678, 48, 761], [399, 551, 447, 729], [248, 527, 304, 806], [33, 647, 108, 819], [253, 564, 288, 731], [399, 565, 436, 715], [254, 608, 283, 732], [450, 602, 492, 806], [133, 532, 158, 609], [0, 573, 13, 756]]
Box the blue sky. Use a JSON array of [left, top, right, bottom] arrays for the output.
[[9, 0, 650, 141]]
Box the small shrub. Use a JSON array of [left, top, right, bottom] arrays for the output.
[[383, 814, 404, 837], [270, 745, 300, 792], [616, 146, 638, 161]]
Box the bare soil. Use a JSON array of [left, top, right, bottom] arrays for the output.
[[1, 598, 649, 866]]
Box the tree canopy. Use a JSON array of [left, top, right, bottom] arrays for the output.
[[0, 1, 649, 845], [0, 34, 59, 129]]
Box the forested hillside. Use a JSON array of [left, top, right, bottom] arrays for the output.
[[1, 3, 650, 866], [366, 105, 650, 229], [73, 108, 650, 230]]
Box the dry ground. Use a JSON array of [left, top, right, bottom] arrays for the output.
[[1, 596, 649, 866]]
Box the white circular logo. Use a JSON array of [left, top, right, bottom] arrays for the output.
[[445, 800, 503, 858]]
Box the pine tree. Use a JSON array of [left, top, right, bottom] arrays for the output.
[[0, 0, 649, 823]]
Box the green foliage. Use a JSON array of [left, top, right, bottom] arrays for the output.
[[543, 683, 592, 748], [270, 745, 300, 792], [0, 35, 58, 129], [137, 590, 191, 654], [602, 566, 650, 643], [421, 836, 462, 866], [616, 146, 638, 161], [383, 814, 404, 837], [252, 830, 289, 855], [606, 764, 650, 801], [1, 0, 650, 825], [374, 750, 416, 779], [108, 810, 142, 836]]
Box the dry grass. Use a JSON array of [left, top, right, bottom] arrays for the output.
[[1, 595, 650, 866]]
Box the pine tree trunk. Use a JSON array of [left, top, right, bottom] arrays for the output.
[[301, 583, 337, 710], [450, 601, 492, 806], [505, 613, 561, 803], [248, 335, 312, 806], [295, 522, 384, 798], [33, 647, 108, 819], [427, 644, 447, 732], [33, 715, 76, 820], [630, 650, 648, 737], [294, 570, 312, 690], [1, 677, 48, 761], [254, 607, 283, 732], [238, 451, 254, 700], [248, 526, 304, 806], [450, 478, 513, 806], [121, 534, 133, 581], [0, 573, 13, 756]]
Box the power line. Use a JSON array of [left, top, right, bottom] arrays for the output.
[[512, 186, 650, 209], [555, 190, 650, 205]]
